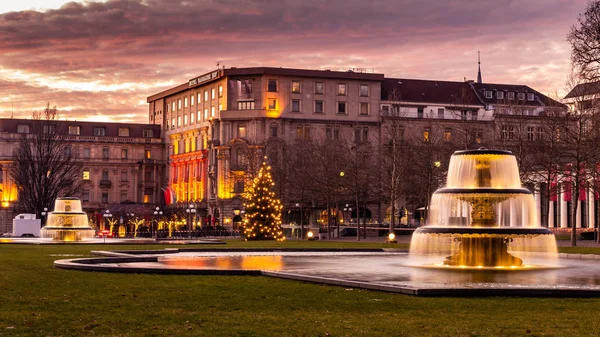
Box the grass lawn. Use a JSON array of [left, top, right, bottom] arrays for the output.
[[1, 240, 600, 337]]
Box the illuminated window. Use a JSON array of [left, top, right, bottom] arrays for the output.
[[359, 102, 369, 115], [315, 100, 324, 113], [178, 99, 181, 110], [204, 90, 208, 101], [211, 88, 215, 99], [197, 111, 201, 121], [444, 130, 452, 142], [360, 84, 369, 97], [172, 102, 175, 111], [292, 81, 301, 93], [121, 148, 128, 159], [118, 127, 129, 137], [337, 102, 346, 114], [184, 114, 188, 125], [219, 104, 222, 112], [204, 108, 208, 120], [237, 100, 255, 110], [338, 83, 346, 95], [423, 130, 430, 142], [190, 112, 195, 123], [184, 97, 188, 107], [211, 106, 215, 117], [191, 95, 194, 105], [68, 125, 80, 135], [268, 99, 277, 110], [197, 93, 202, 104], [291, 100, 300, 112], [82, 169, 90, 180], [315, 82, 324, 94], [177, 116, 182, 127], [238, 124, 247, 138], [218, 85, 223, 97]]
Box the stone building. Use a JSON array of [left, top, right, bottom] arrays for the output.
[[0, 119, 165, 233]]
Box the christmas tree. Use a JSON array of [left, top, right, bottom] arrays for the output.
[[242, 158, 285, 241]]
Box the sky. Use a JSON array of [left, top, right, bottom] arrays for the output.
[[0, 0, 590, 123]]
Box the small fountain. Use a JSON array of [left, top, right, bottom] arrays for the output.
[[410, 149, 558, 269], [40, 197, 95, 241]]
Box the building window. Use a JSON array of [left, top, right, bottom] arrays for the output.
[[292, 81, 301, 93], [360, 84, 369, 97], [118, 127, 130, 137], [444, 130, 452, 142], [218, 85, 223, 97], [178, 99, 182, 110], [423, 129, 430, 142], [93, 127, 106, 136], [497, 91, 504, 99], [326, 126, 339, 140], [197, 111, 201, 121], [191, 95, 194, 105], [145, 149, 151, 159], [502, 126, 509, 140], [211, 88, 216, 99], [101, 169, 109, 181], [17, 124, 30, 133], [527, 126, 534, 141], [527, 93, 534, 101], [101, 192, 109, 204], [485, 90, 492, 99], [82, 169, 90, 180], [337, 102, 346, 114], [121, 148, 128, 159], [190, 112, 195, 123], [184, 114, 188, 125], [315, 82, 324, 94], [120, 190, 128, 202], [204, 109, 208, 120], [509, 126, 515, 140], [184, 97, 188, 108], [359, 102, 369, 116], [268, 99, 277, 110], [355, 127, 369, 142], [472, 111, 478, 120], [438, 108, 444, 119], [291, 99, 300, 112], [417, 107, 424, 118], [270, 124, 278, 138], [537, 127, 544, 140], [337, 83, 346, 95], [197, 93, 202, 104], [238, 124, 247, 138], [120, 170, 128, 182], [204, 90, 208, 101], [102, 147, 109, 159], [507, 92, 515, 100], [461, 110, 468, 120], [177, 116, 182, 127], [82, 190, 90, 202], [237, 100, 255, 110], [268, 79, 278, 92], [68, 125, 80, 135], [517, 92, 525, 100], [83, 148, 90, 159], [473, 130, 483, 144], [172, 102, 175, 111], [296, 126, 310, 139], [315, 100, 324, 114]]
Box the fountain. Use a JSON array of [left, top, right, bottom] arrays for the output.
[[40, 197, 95, 241], [410, 148, 558, 268]]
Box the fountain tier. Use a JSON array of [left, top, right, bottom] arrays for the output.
[[40, 197, 95, 241], [409, 149, 557, 268]]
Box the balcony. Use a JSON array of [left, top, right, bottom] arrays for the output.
[[99, 180, 112, 188]]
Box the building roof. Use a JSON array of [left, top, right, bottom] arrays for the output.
[[472, 82, 565, 108], [147, 67, 385, 102], [0, 118, 161, 138], [381, 78, 482, 106], [564, 81, 600, 99]]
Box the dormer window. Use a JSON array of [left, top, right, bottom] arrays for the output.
[[517, 93, 525, 100], [485, 90, 492, 99], [527, 93, 534, 101], [497, 91, 504, 99], [507, 92, 515, 100]]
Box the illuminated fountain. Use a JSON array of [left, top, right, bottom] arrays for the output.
[[410, 149, 558, 268], [40, 197, 95, 241]]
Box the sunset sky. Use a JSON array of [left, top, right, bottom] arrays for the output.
[[0, 0, 589, 124]]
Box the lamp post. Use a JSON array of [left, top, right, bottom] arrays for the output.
[[343, 204, 352, 237], [41, 207, 49, 227], [186, 203, 196, 238], [153, 207, 163, 239]]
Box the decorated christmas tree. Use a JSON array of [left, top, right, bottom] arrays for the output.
[[241, 158, 285, 241]]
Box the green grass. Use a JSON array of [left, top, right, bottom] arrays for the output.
[[1, 241, 600, 336]]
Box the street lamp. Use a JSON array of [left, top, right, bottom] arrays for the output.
[[41, 207, 49, 226], [153, 206, 163, 238], [186, 203, 196, 238], [102, 209, 112, 233]]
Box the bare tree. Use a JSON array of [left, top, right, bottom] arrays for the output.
[[568, 0, 600, 81], [10, 104, 84, 221], [447, 86, 485, 149]]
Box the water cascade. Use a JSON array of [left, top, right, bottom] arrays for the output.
[[409, 149, 558, 268], [40, 197, 95, 241]]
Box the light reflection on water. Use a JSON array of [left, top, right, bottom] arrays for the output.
[[157, 253, 600, 288]]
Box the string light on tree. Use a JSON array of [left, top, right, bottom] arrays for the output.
[[241, 157, 285, 241]]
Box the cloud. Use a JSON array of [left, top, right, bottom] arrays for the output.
[[0, 0, 590, 122]]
